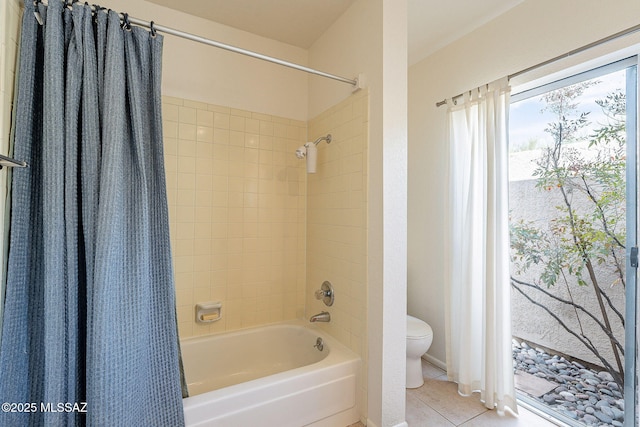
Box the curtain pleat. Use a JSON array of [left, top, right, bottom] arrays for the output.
[[445, 78, 518, 414], [0, 1, 185, 425]]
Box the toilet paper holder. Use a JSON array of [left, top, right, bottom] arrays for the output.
[[195, 301, 222, 323]]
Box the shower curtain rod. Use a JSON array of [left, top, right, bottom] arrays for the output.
[[126, 16, 360, 88], [35, 2, 361, 88], [435, 22, 640, 107]]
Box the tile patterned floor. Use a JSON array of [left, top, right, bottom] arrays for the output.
[[405, 360, 560, 427], [346, 360, 560, 426]]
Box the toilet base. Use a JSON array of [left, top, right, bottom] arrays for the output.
[[406, 355, 424, 389]]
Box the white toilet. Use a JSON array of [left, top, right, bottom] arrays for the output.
[[406, 315, 433, 389]]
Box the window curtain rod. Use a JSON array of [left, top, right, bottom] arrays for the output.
[[35, 1, 361, 89], [435, 22, 640, 107]]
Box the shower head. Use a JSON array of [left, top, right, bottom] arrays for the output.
[[310, 134, 332, 146], [295, 134, 331, 174], [295, 146, 307, 159]]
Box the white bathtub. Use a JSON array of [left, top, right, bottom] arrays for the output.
[[181, 320, 361, 427]]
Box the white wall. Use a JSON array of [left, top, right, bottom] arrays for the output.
[[98, 0, 309, 121], [309, 1, 408, 426], [408, 0, 640, 365], [307, 0, 376, 119], [0, 0, 21, 335]]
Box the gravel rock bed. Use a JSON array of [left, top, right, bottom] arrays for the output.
[[513, 340, 624, 427]]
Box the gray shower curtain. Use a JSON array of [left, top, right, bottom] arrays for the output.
[[0, 1, 185, 425]]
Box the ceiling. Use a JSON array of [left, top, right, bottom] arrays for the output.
[[146, 0, 358, 50], [147, 0, 524, 65], [408, 0, 524, 64]]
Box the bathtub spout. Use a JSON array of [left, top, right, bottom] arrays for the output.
[[309, 311, 330, 322]]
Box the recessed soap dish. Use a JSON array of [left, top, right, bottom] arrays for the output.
[[195, 301, 222, 323]]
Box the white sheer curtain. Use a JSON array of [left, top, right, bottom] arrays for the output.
[[444, 77, 517, 414]]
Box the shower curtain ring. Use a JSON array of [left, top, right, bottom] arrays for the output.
[[33, 0, 44, 26], [150, 21, 157, 37], [91, 4, 102, 21], [122, 12, 131, 30]]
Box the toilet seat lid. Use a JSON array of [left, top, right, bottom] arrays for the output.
[[407, 315, 433, 339]]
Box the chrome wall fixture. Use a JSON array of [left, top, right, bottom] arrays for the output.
[[315, 281, 334, 307]]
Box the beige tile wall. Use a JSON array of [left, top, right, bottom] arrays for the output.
[[161, 90, 369, 418], [162, 96, 307, 338], [305, 89, 369, 415]]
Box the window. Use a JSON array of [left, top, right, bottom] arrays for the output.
[[509, 58, 637, 426]]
